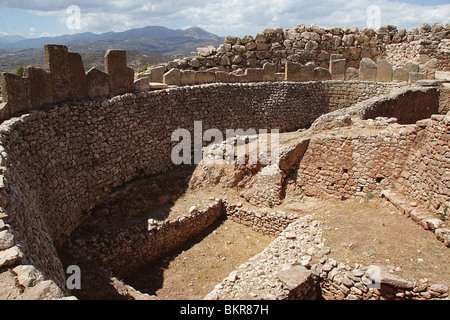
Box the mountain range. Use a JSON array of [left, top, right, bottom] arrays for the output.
[[0, 26, 224, 73]]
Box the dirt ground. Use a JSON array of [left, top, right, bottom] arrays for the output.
[[123, 218, 275, 300], [123, 192, 449, 300]]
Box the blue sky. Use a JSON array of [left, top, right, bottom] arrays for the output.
[[0, 0, 449, 38]]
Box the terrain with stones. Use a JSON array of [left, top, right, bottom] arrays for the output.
[[0, 22, 449, 300]]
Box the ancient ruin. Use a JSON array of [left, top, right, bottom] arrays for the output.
[[0, 22, 449, 301]]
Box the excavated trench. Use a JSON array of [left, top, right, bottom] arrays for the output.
[[55, 85, 448, 300]]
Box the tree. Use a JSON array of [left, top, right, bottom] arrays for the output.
[[16, 66, 24, 77]]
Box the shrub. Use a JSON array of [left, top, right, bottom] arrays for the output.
[[16, 66, 24, 77]]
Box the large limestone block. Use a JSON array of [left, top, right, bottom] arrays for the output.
[[195, 71, 216, 84], [86, 67, 110, 98], [215, 71, 231, 83], [105, 49, 134, 95], [163, 68, 181, 85], [359, 58, 377, 81], [23, 67, 53, 109], [314, 67, 331, 81], [244, 68, 264, 82], [330, 59, 346, 80], [409, 72, 425, 83], [263, 62, 277, 81], [44, 44, 70, 102], [393, 62, 420, 82], [149, 66, 166, 83], [68, 52, 88, 99], [180, 70, 196, 86], [285, 61, 315, 82], [0, 73, 31, 116], [345, 67, 359, 80], [376, 59, 393, 82]]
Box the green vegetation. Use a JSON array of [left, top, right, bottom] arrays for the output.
[[365, 190, 374, 203], [137, 64, 152, 73], [16, 66, 24, 76], [440, 206, 448, 222]]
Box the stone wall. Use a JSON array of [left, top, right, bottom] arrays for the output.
[[0, 81, 407, 294], [151, 22, 449, 77], [396, 115, 450, 215], [0, 45, 132, 123]]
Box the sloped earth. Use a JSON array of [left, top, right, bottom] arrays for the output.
[[119, 192, 449, 300]]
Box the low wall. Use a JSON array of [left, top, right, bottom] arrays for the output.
[[0, 81, 406, 293]]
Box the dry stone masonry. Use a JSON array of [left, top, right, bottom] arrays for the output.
[[0, 22, 449, 300]]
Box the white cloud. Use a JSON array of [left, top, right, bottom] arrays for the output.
[[2, 0, 449, 36]]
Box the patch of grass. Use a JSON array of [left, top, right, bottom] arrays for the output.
[[365, 190, 374, 203]]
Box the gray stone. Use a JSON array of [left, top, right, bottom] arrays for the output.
[[263, 63, 277, 81], [197, 46, 216, 57], [105, 49, 134, 95], [0, 229, 14, 250], [330, 59, 346, 80], [409, 72, 425, 83], [16, 280, 65, 300], [277, 265, 312, 290], [195, 71, 215, 84], [429, 284, 448, 294], [0, 72, 31, 116], [366, 265, 414, 289], [345, 67, 359, 80], [68, 52, 87, 99], [12, 265, 44, 288], [163, 68, 181, 85], [86, 68, 110, 98], [314, 67, 331, 81], [376, 59, 393, 82], [244, 68, 264, 82], [45, 44, 70, 102], [149, 66, 166, 82], [359, 58, 377, 81], [23, 67, 53, 109], [133, 77, 151, 91], [0, 246, 21, 268], [180, 70, 196, 86]]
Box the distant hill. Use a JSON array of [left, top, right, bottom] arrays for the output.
[[0, 25, 224, 56], [0, 26, 224, 73], [0, 48, 172, 74]]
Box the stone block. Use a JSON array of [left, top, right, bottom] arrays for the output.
[[0, 73, 31, 116], [215, 71, 231, 83], [105, 49, 134, 95], [149, 66, 166, 83], [302, 62, 315, 81], [263, 62, 277, 81], [376, 59, 393, 82], [330, 59, 346, 80], [244, 68, 264, 82], [314, 67, 331, 81], [359, 58, 377, 81], [68, 52, 88, 100], [86, 67, 110, 98], [133, 77, 151, 91], [23, 67, 53, 109], [285, 61, 301, 81], [163, 68, 181, 85], [195, 71, 215, 84], [345, 67, 359, 80], [44, 44, 70, 102], [180, 70, 196, 86], [409, 72, 425, 83], [393, 62, 420, 82]]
